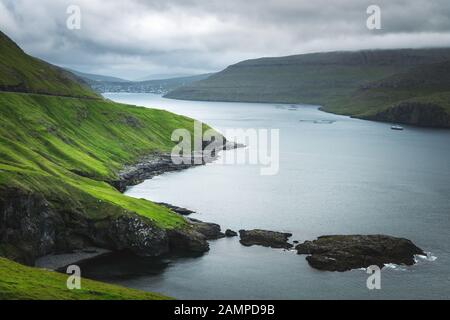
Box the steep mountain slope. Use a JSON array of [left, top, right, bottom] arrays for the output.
[[0, 32, 97, 98], [323, 61, 450, 127], [0, 30, 213, 271], [166, 48, 450, 127]]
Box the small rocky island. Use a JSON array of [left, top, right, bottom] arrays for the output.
[[239, 229, 293, 249], [295, 235, 425, 272]]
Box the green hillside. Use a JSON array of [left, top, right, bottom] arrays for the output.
[[322, 61, 450, 127], [0, 92, 190, 232], [0, 30, 211, 299], [0, 257, 168, 300], [166, 49, 450, 127], [0, 31, 97, 98]]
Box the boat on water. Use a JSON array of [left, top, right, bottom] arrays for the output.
[[391, 125, 404, 131]]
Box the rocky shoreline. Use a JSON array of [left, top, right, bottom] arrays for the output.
[[29, 142, 241, 269], [111, 140, 240, 193], [21, 147, 428, 274]]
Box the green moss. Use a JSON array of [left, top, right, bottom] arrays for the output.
[[0, 257, 169, 300]]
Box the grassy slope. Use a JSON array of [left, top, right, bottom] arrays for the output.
[[0, 92, 192, 229], [0, 31, 210, 230], [166, 49, 450, 125], [0, 257, 168, 300], [0, 31, 209, 299], [0, 32, 97, 98]]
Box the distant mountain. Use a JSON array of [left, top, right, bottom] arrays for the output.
[[67, 69, 129, 83], [135, 73, 196, 81], [165, 48, 450, 128], [87, 73, 214, 94], [347, 61, 450, 127]]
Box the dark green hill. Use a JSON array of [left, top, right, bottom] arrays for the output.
[[0, 31, 97, 98], [336, 61, 450, 127], [166, 48, 450, 127]]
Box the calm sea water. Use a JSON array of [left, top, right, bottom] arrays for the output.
[[90, 93, 450, 299]]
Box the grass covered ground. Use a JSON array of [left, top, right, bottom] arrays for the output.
[[0, 91, 197, 229], [0, 257, 168, 300]]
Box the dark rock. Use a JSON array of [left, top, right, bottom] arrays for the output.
[[239, 229, 293, 249], [110, 140, 243, 193], [0, 188, 210, 265], [365, 102, 450, 128], [92, 215, 169, 257], [167, 228, 209, 255], [188, 218, 225, 240], [225, 229, 238, 237], [156, 202, 195, 216], [296, 235, 425, 272], [110, 154, 195, 193]]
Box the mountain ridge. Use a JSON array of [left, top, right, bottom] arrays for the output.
[[166, 48, 450, 128]]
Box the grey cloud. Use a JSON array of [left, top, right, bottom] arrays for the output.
[[1, 0, 449, 79]]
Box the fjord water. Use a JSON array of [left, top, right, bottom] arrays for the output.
[[98, 93, 450, 299]]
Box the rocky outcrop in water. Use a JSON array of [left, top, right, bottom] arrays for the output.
[[167, 228, 210, 255], [296, 235, 425, 272], [225, 229, 238, 237], [155, 203, 195, 216], [239, 229, 293, 249], [188, 218, 225, 240]]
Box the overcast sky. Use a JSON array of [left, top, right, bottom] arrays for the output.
[[1, 0, 450, 80]]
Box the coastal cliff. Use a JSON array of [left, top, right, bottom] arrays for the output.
[[0, 30, 226, 266], [363, 102, 450, 128]]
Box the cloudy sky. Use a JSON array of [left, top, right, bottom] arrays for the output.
[[1, 0, 450, 80]]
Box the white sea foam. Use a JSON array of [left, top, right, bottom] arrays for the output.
[[414, 252, 437, 263], [383, 263, 407, 271]]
